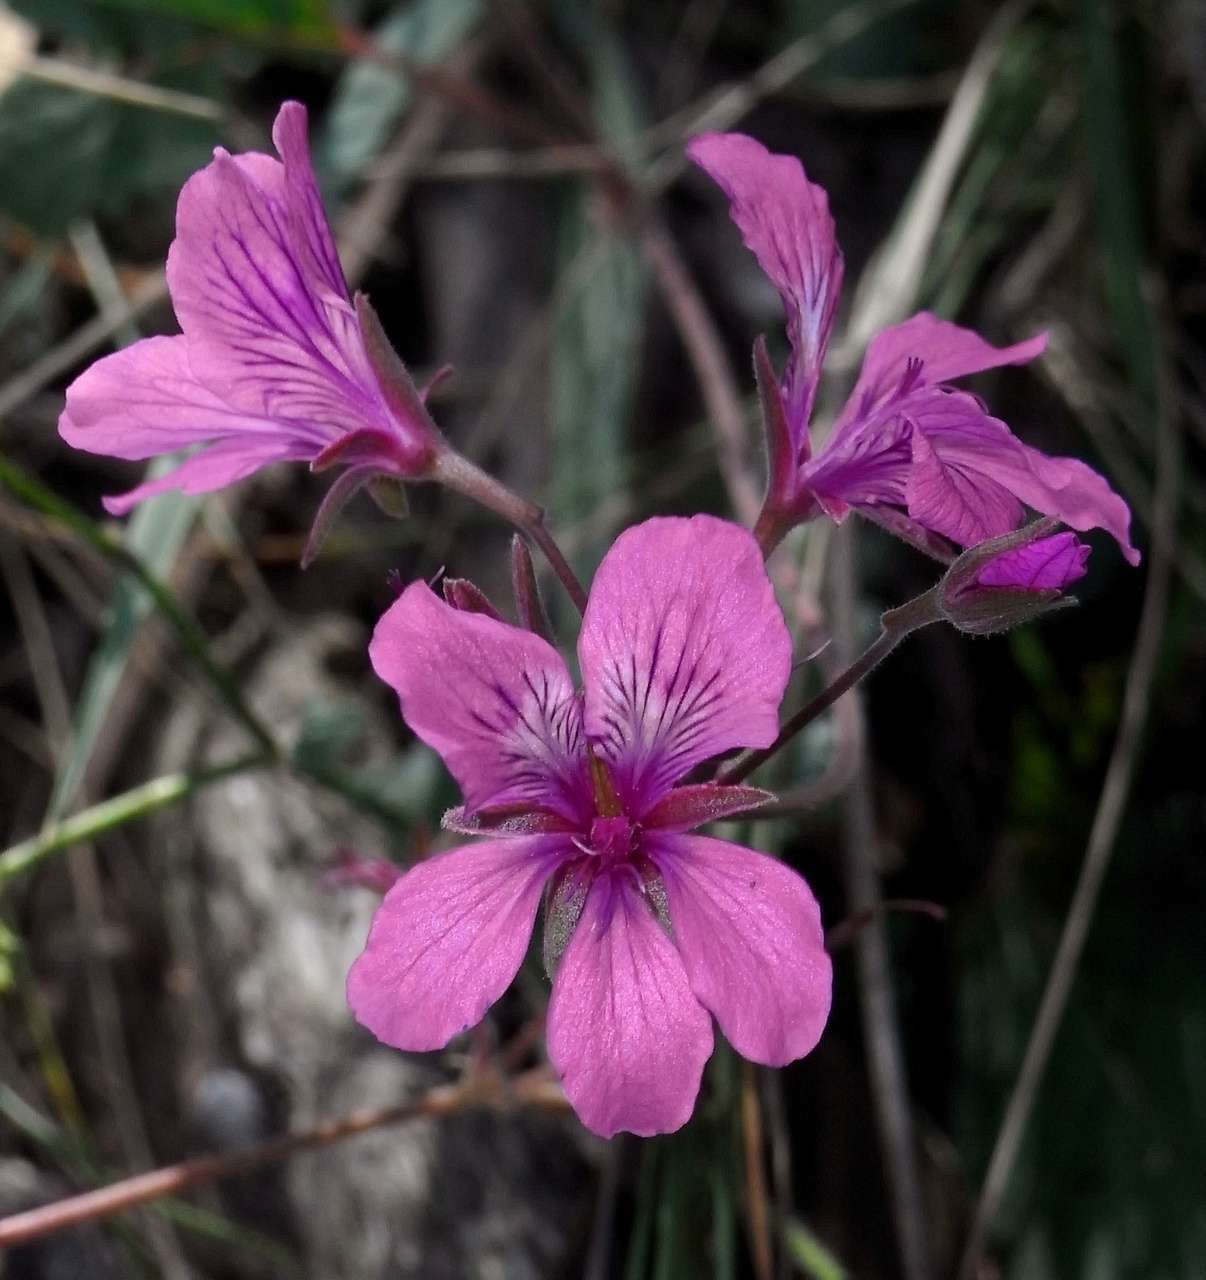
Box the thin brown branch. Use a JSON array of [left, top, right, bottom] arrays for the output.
[[338, 38, 489, 285], [640, 215, 761, 525], [825, 899, 949, 951], [335, 23, 563, 148], [643, 0, 922, 192], [0, 1070, 568, 1248], [741, 1060, 774, 1280], [0, 269, 167, 421], [956, 327, 1179, 1279], [833, 524, 932, 1280]]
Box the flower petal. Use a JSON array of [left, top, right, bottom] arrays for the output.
[[578, 516, 792, 814], [346, 836, 567, 1051], [167, 103, 389, 443], [370, 581, 591, 823], [688, 132, 843, 452], [102, 435, 313, 516], [971, 531, 1090, 591], [906, 390, 1138, 561], [650, 834, 831, 1067], [59, 334, 320, 461], [835, 311, 1046, 432], [905, 411, 1023, 545], [546, 871, 714, 1137]]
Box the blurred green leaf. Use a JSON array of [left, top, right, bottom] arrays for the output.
[[0, 249, 54, 337], [549, 24, 646, 567], [27, 0, 335, 40], [290, 696, 444, 831], [291, 695, 371, 773], [784, 1218, 847, 1280], [314, 0, 484, 198], [48, 477, 199, 823], [0, 79, 218, 235], [625, 1045, 741, 1280]]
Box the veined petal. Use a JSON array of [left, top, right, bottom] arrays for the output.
[[347, 836, 568, 1051], [906, 389, 1138, 561], [650, 834, 831, 1067], [101, 434, 313, 515], [59, 334, 324, 461], [167, 103, 392, 446], [802, 407, 913, 513], [834, 311, 1047, 433], [972, 531, 1089, 590], [688, 132, 843, 455], [578, 516, 791, 815], [546, 871, 714, 1138], [370, 581, 591, 823], [271, 101, 349, 306], [905, 414, 1024, 545]]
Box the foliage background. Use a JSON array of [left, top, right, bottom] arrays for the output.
[[0, 0, 1202, 1277]]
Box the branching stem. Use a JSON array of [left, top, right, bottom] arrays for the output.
[[719, 586, 941, 785], [433, 452, 588, 615]]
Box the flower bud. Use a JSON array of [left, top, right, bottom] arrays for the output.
[[938, 519, 1088, 635]]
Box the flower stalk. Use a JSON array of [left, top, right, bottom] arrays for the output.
[[719, 586, 942, 785], [431, 451, 588, 615]]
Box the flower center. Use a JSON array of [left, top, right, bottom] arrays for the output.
[[587, 815, 635, 866]]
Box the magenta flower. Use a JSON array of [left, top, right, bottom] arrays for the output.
[[687, 132, 1139, 566], [59, 101, 443, 518], [348, 515, 832, 1137]]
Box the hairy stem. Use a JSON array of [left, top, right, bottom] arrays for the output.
[[719, 586, 940, 785], [0, 1070, 568, 1247], [432, 452, 588, 614]]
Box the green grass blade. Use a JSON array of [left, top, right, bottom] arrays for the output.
[[0, 455, 276, 756]]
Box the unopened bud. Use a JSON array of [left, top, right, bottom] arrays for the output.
[[442, 577, 502, 620], [938, 520, 1088, 635], [511, 534, 554, 642]]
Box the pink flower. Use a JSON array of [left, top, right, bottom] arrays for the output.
[[348, 515, 832, 1137], [59, 101, 443, 518], [687, 132, 1139, 566]]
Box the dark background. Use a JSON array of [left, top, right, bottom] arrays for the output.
[[0, 1, 1203, 1277]]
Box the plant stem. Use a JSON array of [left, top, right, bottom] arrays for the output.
[[0, 456, 278, 757], [432, 452, 588, 614], [0, 1069, 568, 1247], [719, 586, 940, 785], [0, 754, 270, 888]]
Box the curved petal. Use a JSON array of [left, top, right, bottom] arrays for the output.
[[370, 581, 591, 823], [972, 531, 1089, 590], [905, 413, 1024, 545], [834, 311, 1047, 434], [809, 379, 1139, 564], [650, 834, 831, 1067], [578, 516, 792, 814], [347, 836, 568, 1051], [167, 103, 388, 442], [546, 871, 714, 1137], [59, 334, 323, 461], [101, 434, 312, 515], [905, 390, 1138, 561], [688, 132, 843, 454]]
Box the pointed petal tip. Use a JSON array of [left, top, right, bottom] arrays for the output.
[[101, 491, 134, 517]]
